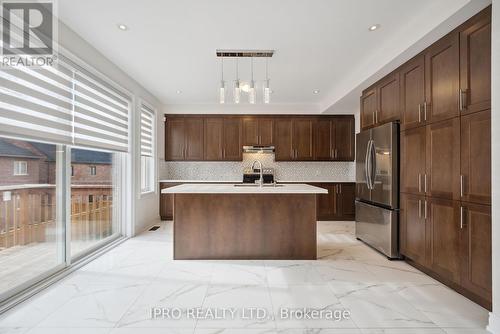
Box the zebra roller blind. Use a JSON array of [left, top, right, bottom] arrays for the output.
[[0, 55, 131, 152], [140, 104, 155, 157]]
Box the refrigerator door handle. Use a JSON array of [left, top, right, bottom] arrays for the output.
[[364, 139, 371, 189], [369, 139, 376, 189]]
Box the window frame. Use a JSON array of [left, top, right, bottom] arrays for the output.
[[13, 161, 28, 176], [139, 100, 157, 196], [89, 165, 97, 176]]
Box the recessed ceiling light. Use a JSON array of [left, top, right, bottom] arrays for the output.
[[117, 24, 128, 31], [313, 89, 320, 94], [368, 24, 380, 31], [176, 90, 182, 94]]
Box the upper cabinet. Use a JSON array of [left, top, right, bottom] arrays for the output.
[[459, 8, 491, 115], [360, 88, 377, 129], [425, 32, 460, 123], [377, 72, 400, 124], [400, 55, 426, 130], [165, 116, 204, 161], [165, 115, 355, 162]]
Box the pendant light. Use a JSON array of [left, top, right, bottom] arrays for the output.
[[219, 58, 225, 104], [249, 57, 256, 104], [263, 58, 270, 104], [234, 58, 241, 104]]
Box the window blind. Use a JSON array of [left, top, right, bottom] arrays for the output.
[[140, 104, 155, 157], [0, 48, 131, 152]]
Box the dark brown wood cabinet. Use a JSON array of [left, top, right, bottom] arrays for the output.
[[400, 55, 426, 130], [204, 117, 242, 161], [460, 8, 491, 115], [159, 182, 181, 220], [360, 88, 377, 129], [460, 202, 492, 307], [165, 117, 204, 161], [292, 118, 314, 160], [460, 110, 491, 205], [312, 116, 355, 161], [425, 32, 460, 124], [426, 118, 460, 200], [377, 72, 400, 124], [274, 119, 293, 160], [428, 198, 462, 284], [314, 182, 355, 221], [400, 193, 427, 267], [313, 119, 333, 160], [401, 126, 426, 195], [242, 118, 274, 146]]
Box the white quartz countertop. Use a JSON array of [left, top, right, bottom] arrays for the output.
[[162, 183, 328, 194], [159, 179, 354, 183]]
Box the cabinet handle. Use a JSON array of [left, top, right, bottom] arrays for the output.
[[418, 174, 422, 193], [418, 200, 422, 218], [335, 148, 338, 159], [460, 206, 465, 229], [223, 148, 225, 158], [460, 175, 464, 197], [418, 104, 422, 123], [424, 174, 427, 193], [424, 200, 427, 219], [423, 101, 428, 121], [339, 184, 342, 193], [459, 89, 466, 112], [372, 111, 375, 124], [375, 110, 378, 124]]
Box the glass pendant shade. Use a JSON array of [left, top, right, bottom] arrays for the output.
[[234, 80, 241, 104], [249, 80, 256, 104], [263, 79, 270, 104], [219, 80, 225, 104]]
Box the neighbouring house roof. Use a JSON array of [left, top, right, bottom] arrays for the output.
[[30, 142, 112, 164], [0, 139, 41, 159]]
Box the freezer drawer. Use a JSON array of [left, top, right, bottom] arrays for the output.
[[355, 201, 399, 259]]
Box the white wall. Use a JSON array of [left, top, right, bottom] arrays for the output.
[[58, 23, 161, 236], [489, 1, 500, 333]]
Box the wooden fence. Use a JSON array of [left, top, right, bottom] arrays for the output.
[[0, 185, 113, 250]]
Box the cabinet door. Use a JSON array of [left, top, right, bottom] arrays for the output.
[[242, 118, 259, 146], [461, 110, 491, 205], [361, 89, 377, 129], [259, 118, 274, 146], [293, 119, 313, 160], [400, 193, 427, 266], [185, 117, 204, 160], [460, 9, 491, 115], [401, 55, 426, 130], [377, 72, 400, 124], [460, 202, 492, 305], [160, 183, 180, 220], [334, 117, 355, 161], [223, 118, 242, 161], [274, 119, 293, 161], [426, 118, 460, 200], [313, 119, 332, 160], [425, 32, 460, 123], [428, 198, 461, 284], [315, 183, 336, 220], [204, 118, 224, 160], [337, 183, 355, 220], [401, 127, 426, 195], [165, 117, 185, 160]]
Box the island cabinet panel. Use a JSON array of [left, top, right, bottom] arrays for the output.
[[427, 198, 461, 284], [159, 182, 181, 220], [460, 202, 492, 307], [360, 88, 377, 130], [400, 55, 426, 130], [425, 118, 460, 200], [274, 119, 293, 160], [400, 193, 427, 267], [204, 118, 224, 160], [377, 72, 400, 124], [425, 32, 460, 124], [459, 8, 491, 115], [460, 110, 491, 205]]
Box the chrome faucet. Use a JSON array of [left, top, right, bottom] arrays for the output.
[[251, 160, 263, 187]]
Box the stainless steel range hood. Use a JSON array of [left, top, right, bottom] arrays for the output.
[[242, 145, 275, 154]]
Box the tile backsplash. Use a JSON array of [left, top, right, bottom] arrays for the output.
[[160, 153, 355, 182]]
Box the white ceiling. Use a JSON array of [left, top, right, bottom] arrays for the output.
[[58, 0, 490, 113]]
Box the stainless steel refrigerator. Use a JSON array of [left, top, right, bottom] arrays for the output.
[[355, 121, 399, 259]]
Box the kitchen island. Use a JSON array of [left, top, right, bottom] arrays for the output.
[[162, 183, 327, 260]]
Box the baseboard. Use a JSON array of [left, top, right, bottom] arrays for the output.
[[488, 312, 500, 334]]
